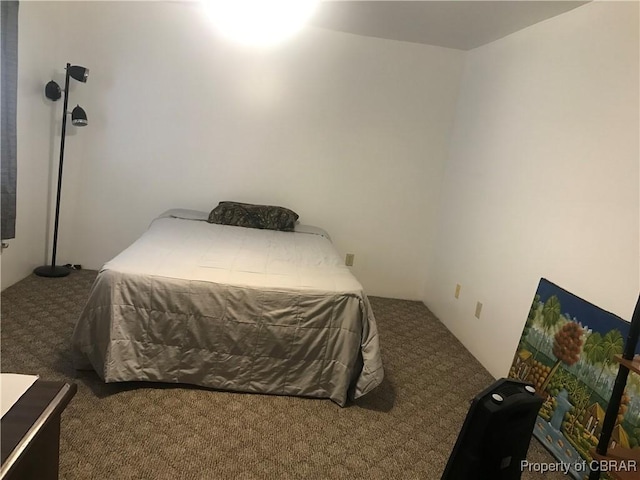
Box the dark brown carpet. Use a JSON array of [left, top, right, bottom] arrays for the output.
[[1, 270, 563, 479]]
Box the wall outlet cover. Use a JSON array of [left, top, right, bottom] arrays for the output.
[[475, 302, 483, 319]]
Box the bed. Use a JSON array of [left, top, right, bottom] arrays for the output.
[[71, 209, 383, 406]]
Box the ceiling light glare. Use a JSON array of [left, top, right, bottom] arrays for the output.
[[202, 0, 319, 46]]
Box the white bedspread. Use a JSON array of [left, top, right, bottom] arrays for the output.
[[108, 214, 359, 293]]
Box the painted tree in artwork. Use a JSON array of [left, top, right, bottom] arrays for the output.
[[570, 387, 591, 435], [533, 295, 562, 360], [542, 295, 562, 334], [519, 294, 541, 351], [617, 391, 630, 425], [593, 330, 624, 390], [540, 321, 584, 393], [582, 332, 605, 383], [583, 333, 604, 366]]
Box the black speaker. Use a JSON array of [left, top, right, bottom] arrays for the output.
[[441, 378, 543, 480]]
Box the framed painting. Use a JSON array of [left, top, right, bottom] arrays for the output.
[[509, 278, 640, 479]]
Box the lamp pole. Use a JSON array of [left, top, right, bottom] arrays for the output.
[[50, 63, 71, 273]]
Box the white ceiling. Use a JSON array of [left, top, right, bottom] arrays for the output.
[[309, 1, 591, 50]]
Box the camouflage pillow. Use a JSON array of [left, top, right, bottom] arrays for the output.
[[207, 201, 299, 231]]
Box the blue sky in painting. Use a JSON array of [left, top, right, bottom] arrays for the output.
[[533, 278, 640, 354]]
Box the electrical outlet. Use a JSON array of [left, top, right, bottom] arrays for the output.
[[455, 284, 461, 299], [475, 302, 483, 319], [345, 253, 355, 266]]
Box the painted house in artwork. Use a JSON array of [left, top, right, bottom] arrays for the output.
[[610, 424, 630, 450], [513, 350, 534, 380], [581, 403, 605, 437]]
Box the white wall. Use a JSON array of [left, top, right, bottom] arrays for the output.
[[425, 1, 640, 379], [1, 1, 66, 289], [4, 1, 637, 384], [4, 1, 464, 298]]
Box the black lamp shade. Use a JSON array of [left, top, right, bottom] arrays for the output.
[[71, 105, 88, 126], [68, 65, 89, 83], [45, 80, 62, 100]]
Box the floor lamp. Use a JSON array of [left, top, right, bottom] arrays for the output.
[[34, 63, 89, 278]]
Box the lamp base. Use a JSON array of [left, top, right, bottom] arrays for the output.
[[33, 265, 71, 278]]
